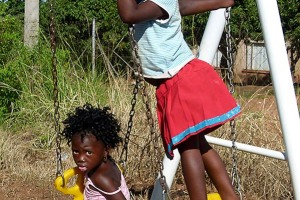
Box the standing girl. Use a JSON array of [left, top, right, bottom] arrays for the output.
[[62, 104, 130, 200], [117, 0, 240, 199]]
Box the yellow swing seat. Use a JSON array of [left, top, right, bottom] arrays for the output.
[[54, 163, 123, 200], [54, 167, 85, 200], [207, 192, 222, 200]]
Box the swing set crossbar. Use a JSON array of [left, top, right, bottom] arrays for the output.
[[206, 135, 286, 161]]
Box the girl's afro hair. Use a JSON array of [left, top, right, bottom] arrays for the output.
[[61, 103, 122, 149]]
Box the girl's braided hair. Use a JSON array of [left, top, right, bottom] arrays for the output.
[[62, 103, 122, 149]]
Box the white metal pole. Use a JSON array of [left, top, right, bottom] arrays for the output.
[[256, 0, 300, 198], [206, 136, 286, 160], [150, 149, 180, 200], [198, 8, 227, 64], [150, 9, 226, 200]]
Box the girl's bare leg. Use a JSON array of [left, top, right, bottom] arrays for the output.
[[199, 135, 239, 200], [178, 135, 207, 200]]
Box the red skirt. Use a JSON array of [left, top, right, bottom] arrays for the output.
[[156, 58, 240, 158]]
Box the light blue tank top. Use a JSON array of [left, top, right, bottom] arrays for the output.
[[134, 0, 195, 78]]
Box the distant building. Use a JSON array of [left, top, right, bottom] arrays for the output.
[[212, 40, 300, 85]]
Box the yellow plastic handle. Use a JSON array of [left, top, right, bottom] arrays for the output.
[[54, 167, 85, 200]]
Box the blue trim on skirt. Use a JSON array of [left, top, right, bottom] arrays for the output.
[[167, 105, 241, 154]]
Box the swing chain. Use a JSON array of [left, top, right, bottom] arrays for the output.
[[225, 8, 242, 199], [50, 0, 64, 181], [229, 120, 242, 199], [224, 8, 235, 94], [118, 30, 141, 167], [139, 71, 170, 199], [140, 76, 169, 198], [127, 25, 170, 198]]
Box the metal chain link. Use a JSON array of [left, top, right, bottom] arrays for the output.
[[118, 29, 141, 169], [126, 25, 170, 199], [225, 8, 242, 199], [225, 8, 235, 94], [49, 0, 64, 183], [118, 79, 139, 171]]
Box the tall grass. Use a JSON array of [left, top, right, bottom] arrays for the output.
[[214, 87, 293, 199], [0, 40, 295, 199]]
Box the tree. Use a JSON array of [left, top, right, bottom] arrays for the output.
[[1, 0, 24, 18], [278, 0, 300, 75], [39, 0, 128, 72]]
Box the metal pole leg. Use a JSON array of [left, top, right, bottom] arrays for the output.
[[256, 0, 300, 199]]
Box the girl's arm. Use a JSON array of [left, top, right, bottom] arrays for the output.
[[117, 0, 167, 24], [179, 0, 234, 16]]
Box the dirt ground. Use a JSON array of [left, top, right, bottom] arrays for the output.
[[0, 172, 67, 200]]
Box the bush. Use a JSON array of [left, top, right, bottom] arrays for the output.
[[0, 64, 21, 119], [0, 4, 23, 120], [0, 3, 23, 65]]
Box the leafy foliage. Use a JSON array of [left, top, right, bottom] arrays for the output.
[[231, 0, 261, 41], [1, 0, 24, 19], [0, 3, 23, 65], [278, 0, 300, 72], [0, 2, 23, 120], [0, 65, 21, 120], [39, 0, 128, 72]]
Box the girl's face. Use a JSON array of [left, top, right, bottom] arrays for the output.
[[71, 132, 106, 173]]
